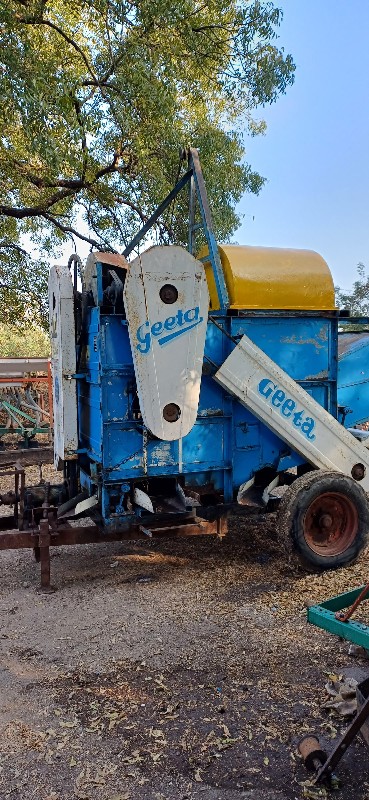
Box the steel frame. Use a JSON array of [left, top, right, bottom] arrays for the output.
[[0, 513, 227, 591], [0, 358, 53, 444], [122, 147, 229, 311], [314, 691, 369, 784], [307, 587, 369, 649], [0, 447, 53, 467]]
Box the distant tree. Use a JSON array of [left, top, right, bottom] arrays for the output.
[[0, 239, 49, 327], [0, 0, 295, 327], [0, 322, 49, 357], [335, 263, 369, 317]]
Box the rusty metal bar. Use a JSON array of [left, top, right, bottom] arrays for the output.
[[54, 518, 223, 543], [0, 517, 226, 549], [39, 519, 51, 590], [14, 465, 19, 528], [315, 693, 369, 783], [0, 530, 38, 548], [217, 515, 228, 537], [0, 376, 50, 384], [0, 513, 228, 588], [335, 582, 369, 622], [50, 524, 116, 545], [0, 447, 53, 467], [18, 465, 25, 529]]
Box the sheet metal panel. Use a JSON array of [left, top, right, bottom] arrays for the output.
[[338, 332, 369, 426], [76, 263, 337, 522], [48, 265, 78, 466], [215, 333, 369, 490], [200, 244, 335, 311], [124, 246, 209, 441]]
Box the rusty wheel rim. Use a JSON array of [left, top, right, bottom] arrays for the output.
[[303, 492, 358, 556]]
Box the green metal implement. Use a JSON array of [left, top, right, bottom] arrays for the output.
[[0, 397, 49, 445], [307, 585, 369, 649]]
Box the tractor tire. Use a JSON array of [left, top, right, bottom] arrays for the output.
[[277, 470, 369, 571]]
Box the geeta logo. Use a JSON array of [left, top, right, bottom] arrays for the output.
[[136, 307, 203, 355], [258, 378, 316, 441]]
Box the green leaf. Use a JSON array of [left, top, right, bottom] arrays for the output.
[[0, 0, 295, 325]]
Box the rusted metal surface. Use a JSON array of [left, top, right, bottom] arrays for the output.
[[0, 529, 35, 545], [0, 462, 25, 529], [335, 582, 369, 622], [303, 492, 358, 557], [0, 447, 54, 468], [298, 735, 327, 771], [0, 514, 228, 589], [0, 519, 224, 549], [0, 376, 49, 384], [299, 694, 369, 787], [357, 678, 369, 748], [39, 518, 52, 591], [314, 693, 369, 783]]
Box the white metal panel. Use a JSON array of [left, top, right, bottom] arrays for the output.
[[215, 334, 369, 491], [0, 357, 49, 376], [124, 246, 209, 441], [48, 265, 78, 468], [133, 488, 154, 513]]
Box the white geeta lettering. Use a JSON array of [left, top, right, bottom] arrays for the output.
[[136, 307, 203, 354], [257, 378, 316, 442]]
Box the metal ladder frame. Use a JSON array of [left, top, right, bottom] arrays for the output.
[[122, 147, 229, 312]]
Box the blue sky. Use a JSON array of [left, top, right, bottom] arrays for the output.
[[236, 0, 369, 290]]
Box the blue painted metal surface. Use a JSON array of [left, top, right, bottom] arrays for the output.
[[72, 150, 341, 530], [338, 330, 369, 426], [76, 264, 338, 528]]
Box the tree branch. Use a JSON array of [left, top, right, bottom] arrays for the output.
[[1, 151, 123, 203], [18, 15, 98, 84], [83, 194, 127, 247], [114, 196, 147, 225], [41, 213, 109, 250], [72, 95, 88, 181], [0, 188, 74, 218], [0, 240, 28, 257]]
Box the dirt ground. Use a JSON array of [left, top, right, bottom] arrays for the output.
[[1, 467, 369, 799]]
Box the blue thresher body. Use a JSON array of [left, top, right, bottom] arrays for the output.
[[76, 259, 338, 527]]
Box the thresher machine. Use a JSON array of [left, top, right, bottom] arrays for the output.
[[2, 148, 369, 589]]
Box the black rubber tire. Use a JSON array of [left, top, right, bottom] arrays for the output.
[[278, 470, 369, 571]]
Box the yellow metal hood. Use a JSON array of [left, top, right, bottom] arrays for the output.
[[199, 244, 336, 311]]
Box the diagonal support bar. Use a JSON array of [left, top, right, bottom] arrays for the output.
[[314, 694, 369, 783], [188, 148, 229, 311], [122, 170, 193, 257], [122, 148, 229, 312]]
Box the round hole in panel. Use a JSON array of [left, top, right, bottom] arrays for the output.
[[159, 284, 178, 304], [352, 463, 365, 481], [163, 403, 181, 423]]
